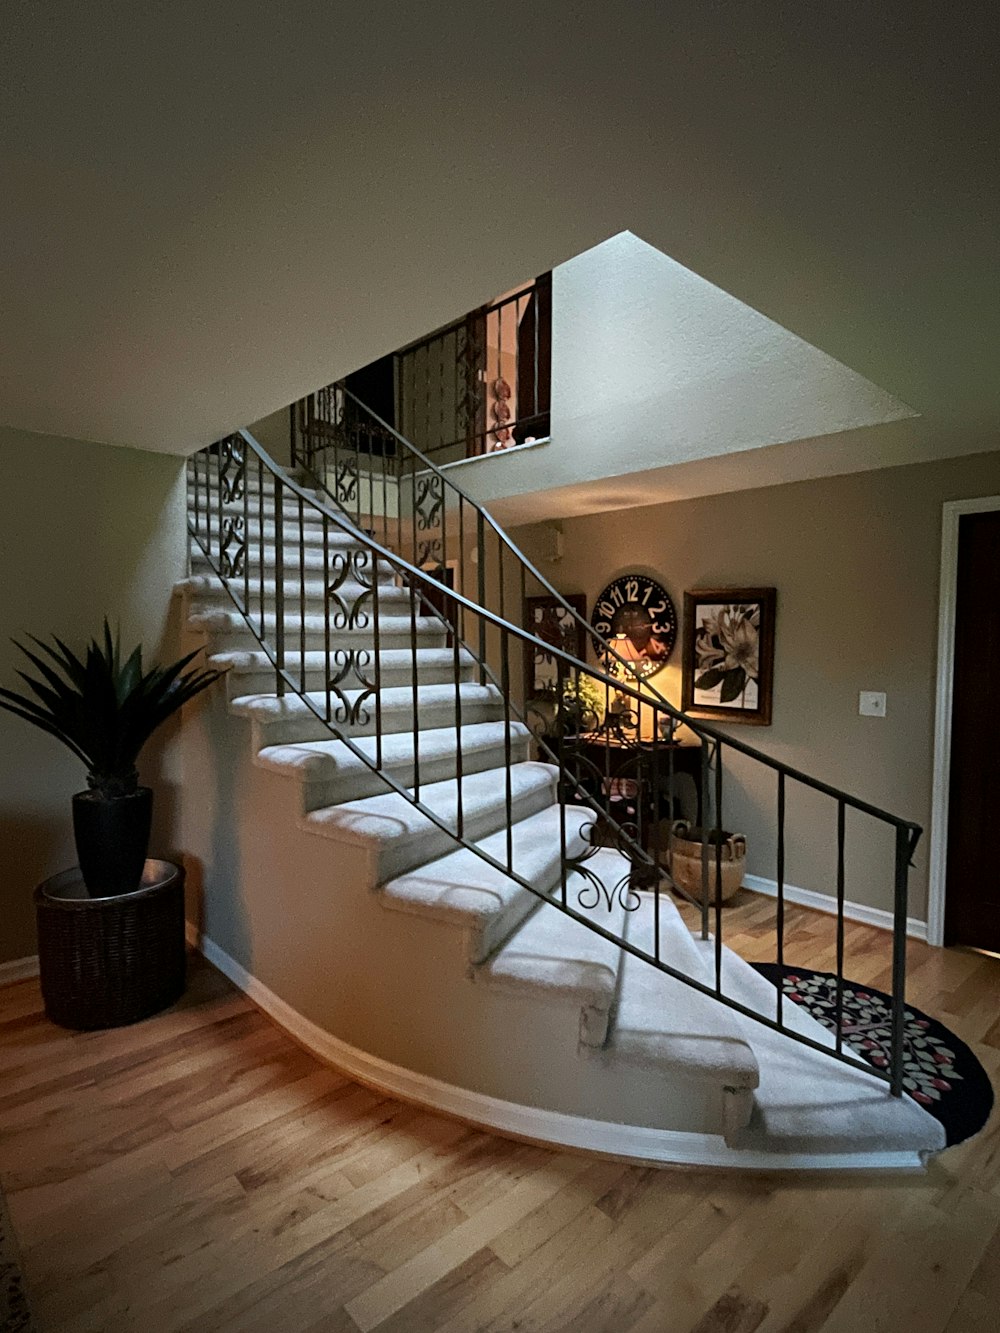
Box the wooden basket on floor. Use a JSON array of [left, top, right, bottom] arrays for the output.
[[659, 821, 746, 904], [34, 859, 186, 1030]]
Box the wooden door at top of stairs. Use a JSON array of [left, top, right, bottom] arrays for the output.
[[945, 508, 1000, 950]]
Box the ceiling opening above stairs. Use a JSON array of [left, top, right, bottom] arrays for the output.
[[273, 230, 921, 525]]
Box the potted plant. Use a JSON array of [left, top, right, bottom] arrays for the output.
[[555, 674, 605, 738], [0, 620, 222, 896]]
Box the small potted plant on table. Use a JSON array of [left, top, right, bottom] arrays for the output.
[[0, 621, 222, 1028]]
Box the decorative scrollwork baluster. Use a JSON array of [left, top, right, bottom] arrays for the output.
[[220, 515, 246, 579], [218, 435, 245, 502]]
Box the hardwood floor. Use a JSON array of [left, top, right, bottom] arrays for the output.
[[2, 894, 998, 1332]]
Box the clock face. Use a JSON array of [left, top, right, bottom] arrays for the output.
[[591, 575, 677, 679]]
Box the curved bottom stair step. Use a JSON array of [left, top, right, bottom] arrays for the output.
[[690, 937, 948, 1159], [379, 802, 598, 966]]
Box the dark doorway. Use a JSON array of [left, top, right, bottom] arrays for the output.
[[514, 272, 551, 444], [944, 508, 1000, 950], [344, 355, 396, 429]]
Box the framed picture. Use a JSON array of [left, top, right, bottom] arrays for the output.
[[523, 594, 587, 700], [682, 588, 776, 726]]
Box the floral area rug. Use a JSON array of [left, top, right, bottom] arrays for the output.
[[1, 1184, 33, 1332], [752, 963, 994, 1147]]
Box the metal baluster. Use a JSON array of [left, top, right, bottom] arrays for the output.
[[776, 770, 786, 1025], [557, 654, 568, 909], [835, 799, 846, 1055], [477, 514, 487, 686], [497, 301, 502, 449], [890, 825, 910, 1096], [257, 456, 265, 643], [274, 476, 285, 697], [714, 748, 724, 995], [666, 715, 676, 920], [651, 720, 661, 961], [700, 743, 711, 941], [409, 564, 421, 800], [458, 499, 467, 645], [372, 548, 383, 770], [193, 454, 201, 552], [241, 445, 250, 616], [323, 517, 332, 724], [502, 629, 513, 872], [514, 293, 521, 441], [452, 589, 464, 841], [298, 494, 306, 693]]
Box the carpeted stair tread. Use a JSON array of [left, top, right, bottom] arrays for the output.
[[380, 803, 598, 963], [206, 646, 476, 691], [185, 602, 444, 639], [177, 573, 412, 607], [688, 940, 947, 1156], [479, 849, 628, 1046], [602, 898, 759, 1090], [257, 720, 531, 783], [302, 762, 557, 882], [230, 681, 505, 744]]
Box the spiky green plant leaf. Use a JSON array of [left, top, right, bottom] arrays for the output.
[[0, 619, 224, 798]]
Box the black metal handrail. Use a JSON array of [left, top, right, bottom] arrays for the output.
[[190, 423, 920, 1098]]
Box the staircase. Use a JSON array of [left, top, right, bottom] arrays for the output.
[[177, 409, 946, 1170]]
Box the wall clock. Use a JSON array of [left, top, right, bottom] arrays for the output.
[[591, 575, 677, 679]]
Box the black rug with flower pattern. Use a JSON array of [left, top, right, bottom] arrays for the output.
[[751, 963, 994, 1147]]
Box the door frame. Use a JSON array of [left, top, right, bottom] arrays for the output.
[[927, 495, 1000, 946]]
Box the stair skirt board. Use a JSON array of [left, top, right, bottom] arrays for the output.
[[185, 923, 929, 1173]]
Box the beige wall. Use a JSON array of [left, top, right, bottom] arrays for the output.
[[0, 428, 187, 964], [510, 449, 1000, 922]]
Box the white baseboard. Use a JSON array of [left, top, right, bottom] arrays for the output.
[[743, 875, 928, 942], [184, 921, 925, 1173], [0, 954, 40, 986]]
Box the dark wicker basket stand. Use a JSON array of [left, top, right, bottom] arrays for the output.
[[35, 859, 186, 1030]]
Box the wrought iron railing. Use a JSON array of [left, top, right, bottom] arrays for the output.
[[189, 418, 921, 1098]]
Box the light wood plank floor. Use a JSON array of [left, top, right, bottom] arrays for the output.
[[2, 893, 998, 1333]]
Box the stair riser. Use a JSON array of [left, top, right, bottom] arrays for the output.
[[189, 620, 447, 655], [192, 520, 365, 550], [290, 737, 532, 810], [243, 698, 506, 746], [189, 556, 400, 593], [184, 580, 413, 615], [190, 546, 400, 580], [366, 784, 558, 884], [187, 493, 334, 525], [222, 660, 476, 697]]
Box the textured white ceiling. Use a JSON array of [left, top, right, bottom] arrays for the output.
[[2, 3, 998, 454]]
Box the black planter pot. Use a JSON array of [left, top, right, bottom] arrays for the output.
[[72, 787, 153, 897]]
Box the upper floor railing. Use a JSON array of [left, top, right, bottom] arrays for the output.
[[311, 276, 551, 467]]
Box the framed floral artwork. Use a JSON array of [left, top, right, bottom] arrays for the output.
[[681, 588, 776, 726], [523, 594, 587, 700]]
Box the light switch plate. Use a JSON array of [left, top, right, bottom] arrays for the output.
[[859, 691, 887, 718]]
